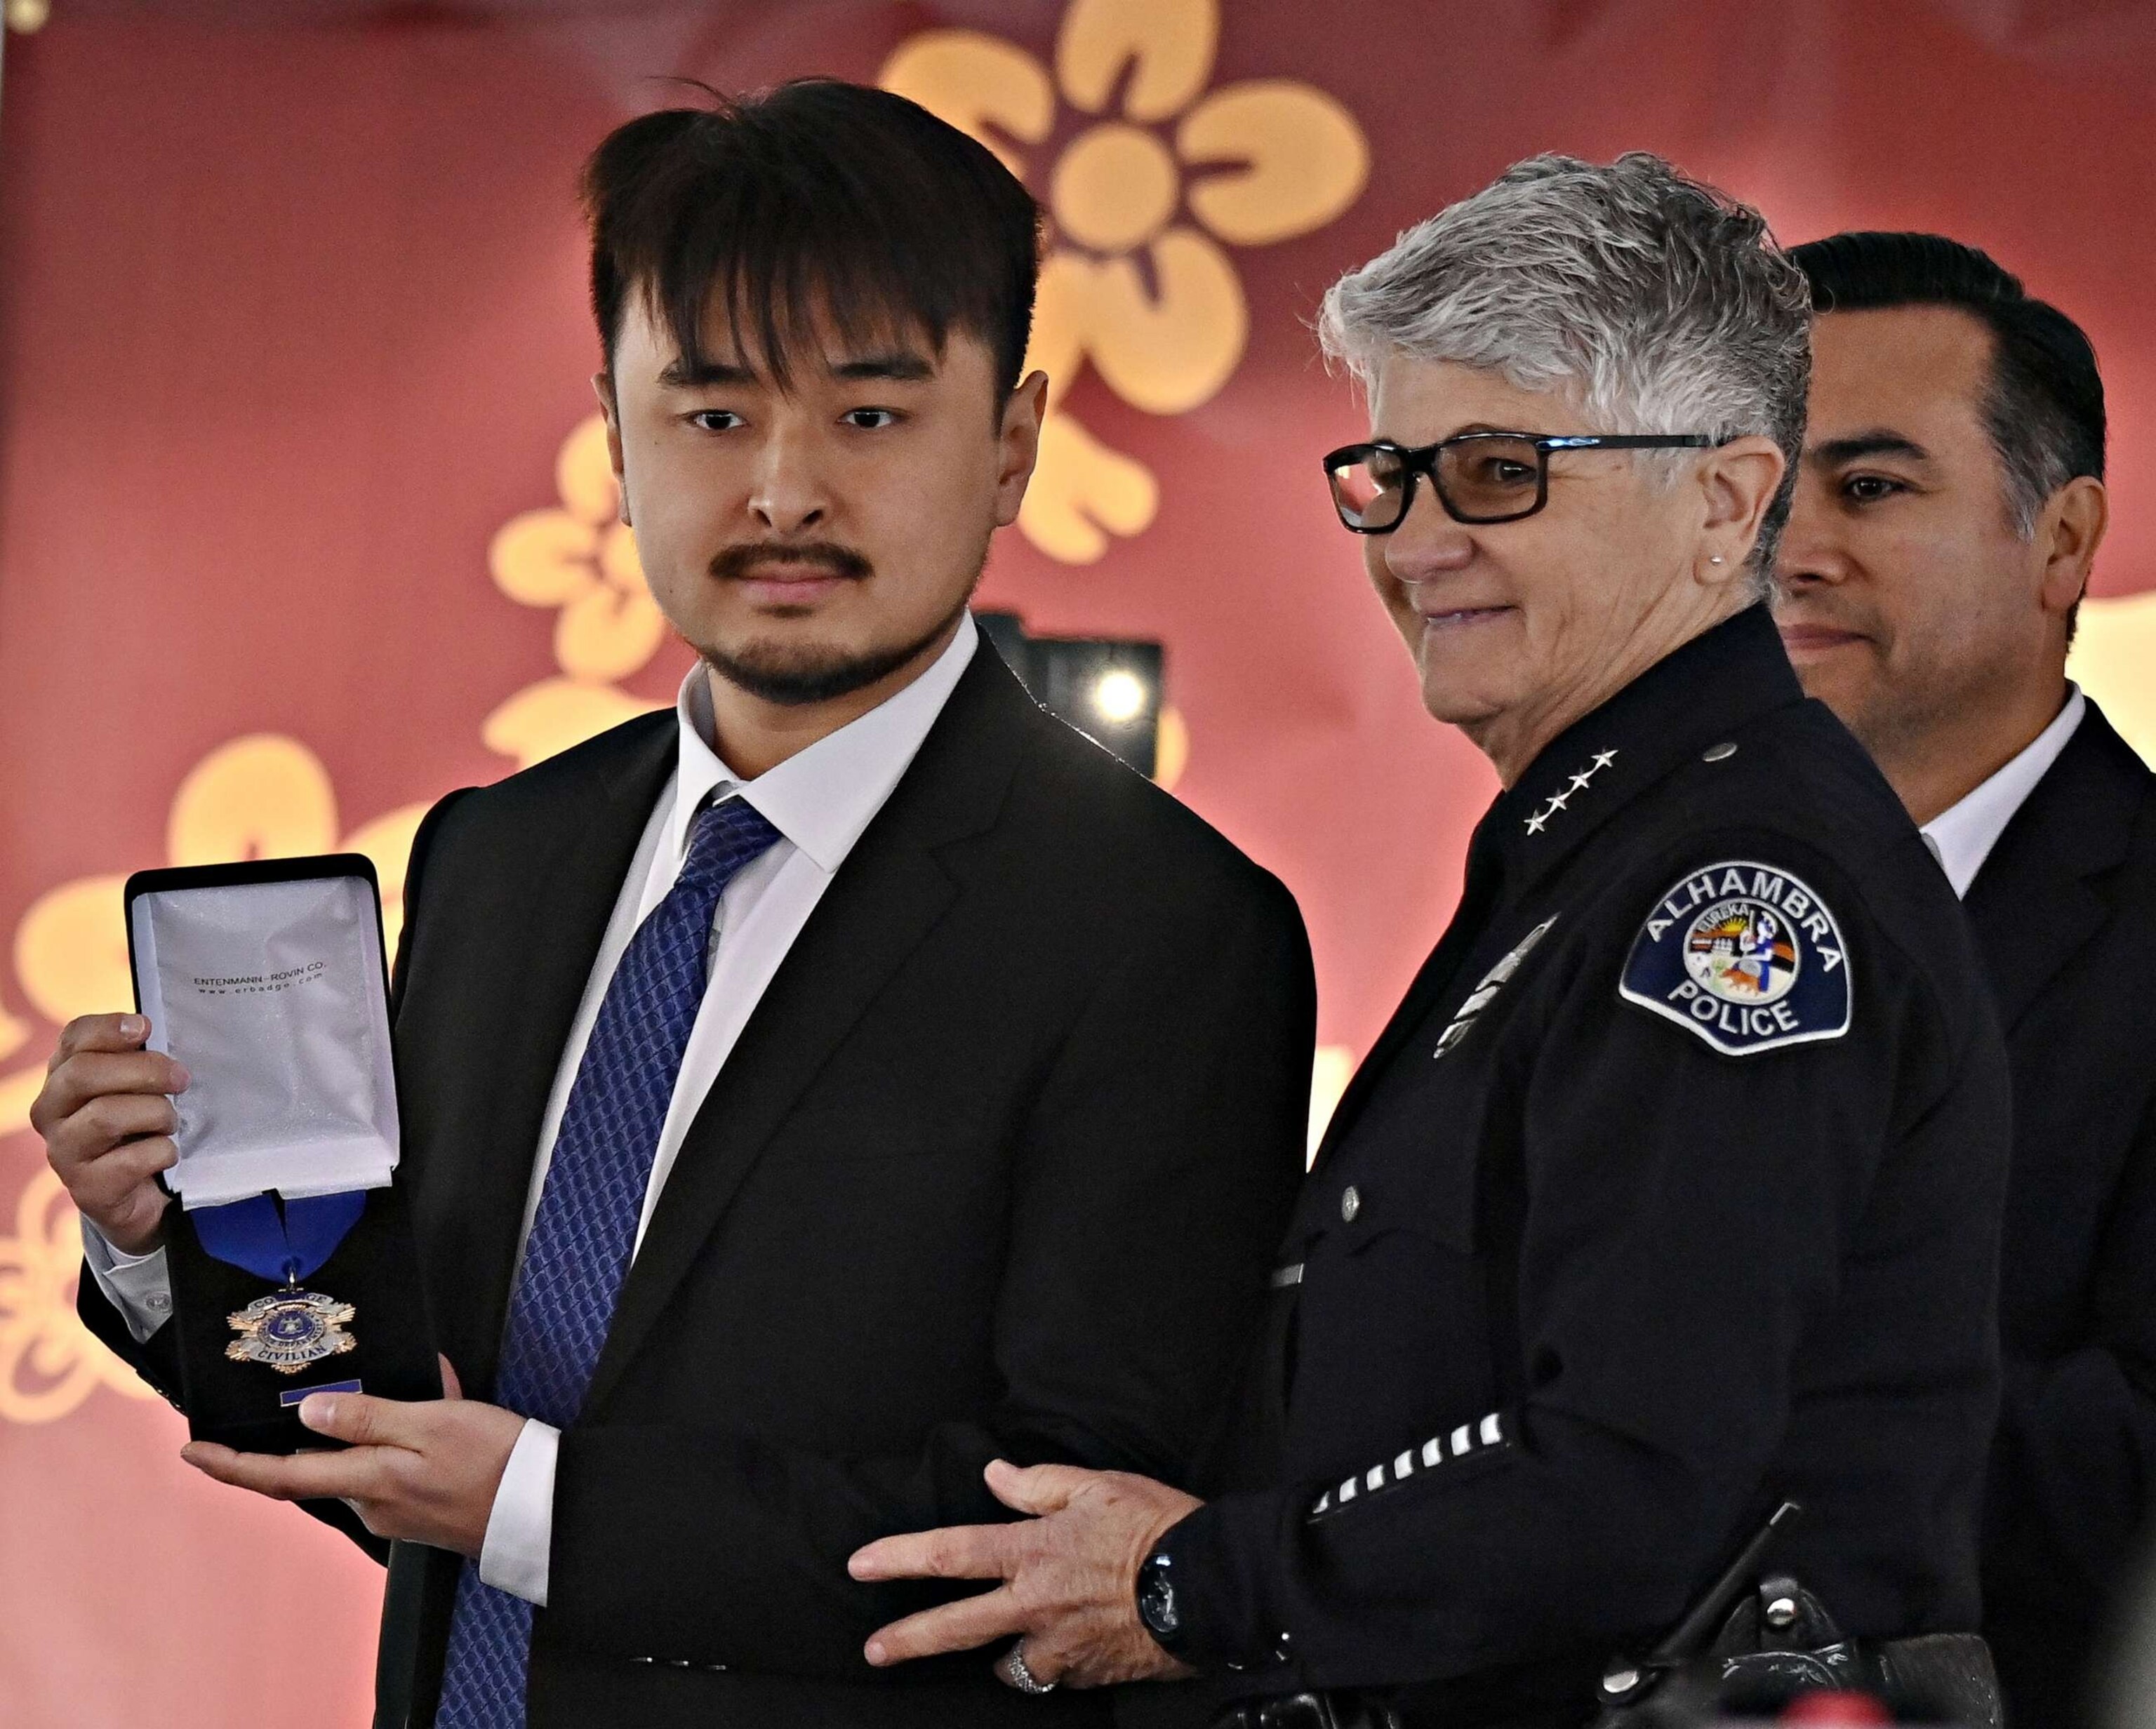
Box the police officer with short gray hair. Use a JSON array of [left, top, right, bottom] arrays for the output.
[[846, 154, 2013, 1729]]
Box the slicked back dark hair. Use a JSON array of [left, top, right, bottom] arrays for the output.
[[1790, 231, 2106, 537], [583, 80, 1041, 399]]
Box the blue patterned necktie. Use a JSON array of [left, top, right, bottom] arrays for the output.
[[434, 795, 782, 1729]]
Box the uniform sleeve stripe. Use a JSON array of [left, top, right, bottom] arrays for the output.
[[1308, 1411, 1515, 1521]]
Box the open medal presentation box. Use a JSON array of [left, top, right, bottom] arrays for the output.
[[124, 854, 439, 1454]]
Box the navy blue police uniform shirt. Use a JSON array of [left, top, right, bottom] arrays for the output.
[[1152, 604, 2013, 1718]]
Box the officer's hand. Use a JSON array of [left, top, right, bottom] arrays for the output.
[[32, 1014, 187, 1257], [851, 1460, 1200, 1689]]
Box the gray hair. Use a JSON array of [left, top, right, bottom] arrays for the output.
[[1317, 152, 1812, 585]]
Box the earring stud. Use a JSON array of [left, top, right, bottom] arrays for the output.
[[1709, 555, 1724, 565]]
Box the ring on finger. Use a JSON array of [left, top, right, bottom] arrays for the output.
[[995, 1641, 1058, 1695]]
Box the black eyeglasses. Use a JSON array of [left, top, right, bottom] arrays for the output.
[[1323, 432, 1721, 532]]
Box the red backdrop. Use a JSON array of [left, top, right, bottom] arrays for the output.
[[4, 4, 2153, 1724]]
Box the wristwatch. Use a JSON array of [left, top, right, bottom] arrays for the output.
[[1135, 1542, 1188, 1656]]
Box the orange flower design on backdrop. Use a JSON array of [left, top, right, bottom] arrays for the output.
[[881, 0, 1369, 562], [484, 414, 667, 770], [0, 1170, 155, 1422]]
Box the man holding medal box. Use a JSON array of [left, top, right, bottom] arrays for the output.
[[37, 79, 1315, 1729]]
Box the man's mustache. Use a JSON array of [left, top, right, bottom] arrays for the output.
[[710, 541, 874, 582], [1776, 594, 1875, 632]]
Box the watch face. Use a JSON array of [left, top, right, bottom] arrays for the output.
[[1138, 1554, 1182, 1641]]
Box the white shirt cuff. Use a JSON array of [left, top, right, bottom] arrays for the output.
[[479, 1417, 558, 1607], [79, 1222, 175, 1344]]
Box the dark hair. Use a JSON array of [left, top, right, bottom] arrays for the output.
[[1788, 231, 2105, 535], [583, 80, 1041, 397]]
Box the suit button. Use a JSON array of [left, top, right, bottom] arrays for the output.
[[1340, 1185, 1361, 1222]]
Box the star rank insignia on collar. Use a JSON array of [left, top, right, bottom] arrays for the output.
[[1524, 749, 1618, 835]]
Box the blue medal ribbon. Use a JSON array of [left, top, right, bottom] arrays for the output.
[[190, 1190, 366, 1287]]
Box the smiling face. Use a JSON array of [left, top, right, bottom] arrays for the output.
[[1772, 306, 2092, 815], [599, 295, 1042, 722], [1359, 356, 1773, 782]]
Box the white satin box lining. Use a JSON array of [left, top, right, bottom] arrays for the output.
[[128, 873, 400, 1209]]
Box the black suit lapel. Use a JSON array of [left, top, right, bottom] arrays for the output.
[[1964, 704, 2149, 1034], [442, 714, 677, 1393], [580, 650, 1034, 1415]]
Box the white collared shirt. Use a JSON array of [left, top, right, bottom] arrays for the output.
[[1920, 683, 2085, 900], [85, 615, 979, 1606]]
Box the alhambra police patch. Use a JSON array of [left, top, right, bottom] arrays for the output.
[[1618, 860, 1852, 1056]]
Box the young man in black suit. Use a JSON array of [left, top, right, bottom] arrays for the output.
[[38, 83, 1315, 1728], [1774, 231, 2155, 1726]]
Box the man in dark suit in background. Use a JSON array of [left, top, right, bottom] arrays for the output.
[[39, 82, 1314, 1728], [1775, 231, 2156, 1725]]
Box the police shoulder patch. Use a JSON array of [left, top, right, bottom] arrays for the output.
[[1618, 859, 1851, 1056]]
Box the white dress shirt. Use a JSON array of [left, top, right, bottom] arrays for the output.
[[1920, 683, 2086, 900], [86, 613, 980, 1608]]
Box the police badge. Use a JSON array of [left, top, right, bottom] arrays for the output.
[[1618, 860, 1853, 1055], [225, 1287, 359, 1374]]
